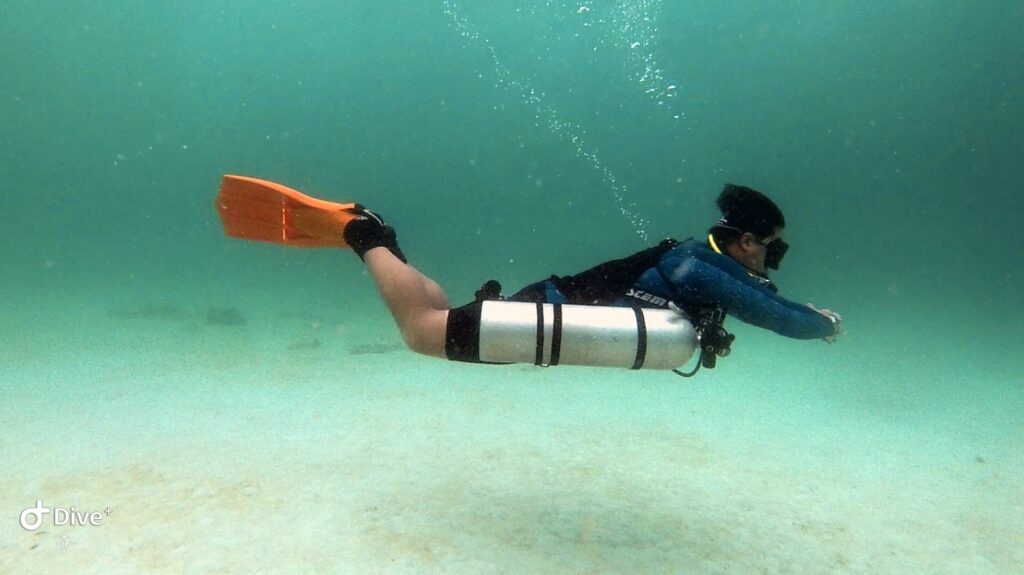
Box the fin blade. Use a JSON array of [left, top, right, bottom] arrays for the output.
[[216, 175, 357, 248]]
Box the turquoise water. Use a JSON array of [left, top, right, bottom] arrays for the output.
[[2, 1, 1022, 573]]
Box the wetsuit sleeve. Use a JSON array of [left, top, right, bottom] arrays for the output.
[[660, 256, 836, 340]]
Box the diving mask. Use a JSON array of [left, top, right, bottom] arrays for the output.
[[762, 235, 789, 270]]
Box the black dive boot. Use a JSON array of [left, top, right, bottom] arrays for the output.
[[342, 205, 408, 263]]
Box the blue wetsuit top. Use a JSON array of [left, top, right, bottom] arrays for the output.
[[515, 238, 835, 340]]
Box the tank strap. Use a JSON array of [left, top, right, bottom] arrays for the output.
[[550, 304, 563, 366], [532, 302, 564, 367], [534, 303, 545, 365], [631, 307, 648, 369]]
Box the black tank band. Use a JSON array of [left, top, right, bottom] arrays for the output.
[[549, 304, 563, 366], [534, 303, 545, 365], [631, 306, 647, 370]]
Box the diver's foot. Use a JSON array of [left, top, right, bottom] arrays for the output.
[[343, 205, 408, 263]]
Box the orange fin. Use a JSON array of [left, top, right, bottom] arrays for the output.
[[215, 175, 357, 248]]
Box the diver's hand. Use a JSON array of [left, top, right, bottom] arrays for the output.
[[807, 303, 843, 343]]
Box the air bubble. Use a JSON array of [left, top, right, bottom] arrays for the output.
[[440, 0, 685, 241]]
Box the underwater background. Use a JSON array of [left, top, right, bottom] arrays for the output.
[[2, 1, 1022, 573]]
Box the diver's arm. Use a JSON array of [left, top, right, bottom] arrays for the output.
[[663, 257, 837, 339]]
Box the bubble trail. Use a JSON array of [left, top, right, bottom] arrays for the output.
[[442, 0, 651, 241]]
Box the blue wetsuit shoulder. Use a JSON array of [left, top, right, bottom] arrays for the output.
[[623, 239, 834, 339]]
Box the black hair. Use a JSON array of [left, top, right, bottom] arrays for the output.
[[709, 184, 784, 248]]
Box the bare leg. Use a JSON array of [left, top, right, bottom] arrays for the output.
[[415, 270, 450, 310], [362, 247, 450, 358]]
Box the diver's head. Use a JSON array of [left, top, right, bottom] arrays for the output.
[[708, 184, 789, 274]]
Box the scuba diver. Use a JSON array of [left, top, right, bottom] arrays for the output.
[[216, 178, 843, 374]]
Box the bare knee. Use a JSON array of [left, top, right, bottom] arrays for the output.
[[396, 309, 449, 358]]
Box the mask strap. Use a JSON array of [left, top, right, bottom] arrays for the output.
[[707, 233, 724, 254]]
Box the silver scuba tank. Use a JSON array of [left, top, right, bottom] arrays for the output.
[[476, 301, 698, 369]]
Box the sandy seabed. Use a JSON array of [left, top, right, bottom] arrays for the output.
[[1, 294, 1021, 574]]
